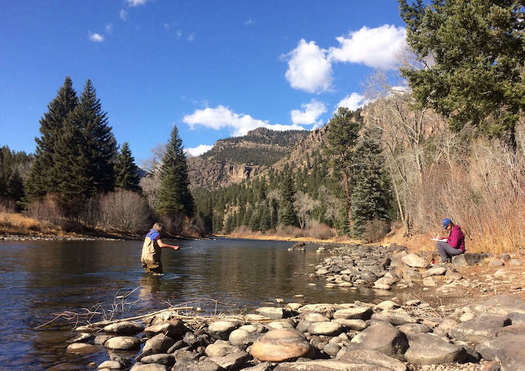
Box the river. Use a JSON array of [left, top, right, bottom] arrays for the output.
[[0, 238, 381, 369]]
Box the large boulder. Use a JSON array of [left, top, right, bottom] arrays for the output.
[[449, 314, 510, 343], [141, 334, 175, 356], [401, 253, 427, 268], [476, 334, 525, 371], [350, 322, 408, 357], [337, 348, 406, 371], [404, 333, 465, 365], [250, 329, 312, 362]]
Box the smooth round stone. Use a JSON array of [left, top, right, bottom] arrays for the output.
[[97, 360, 122, 369], [333, 306, 372, 320], [208, 321, 239, 339], [246, 314, 268, 322], [334, 319, 368, 331], [308, 321, 343, 336], [375, 301, 400, 311], [255, 307, 284, 319], [301, 312, 329, 322], [205, 340, 239, 357], [66, 342, 99, 355], [95, 335, 114, 345], [229, 328, 258, 346], [267, 319, 295, 330], [103, 321, 144, 336], [130, 364, 167, 371], [251, 329, 311, 362], [286, 303, 303, 311], [105, 336, 141, 350]]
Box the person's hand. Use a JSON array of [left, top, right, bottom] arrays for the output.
[[173, 245, 180, 251]]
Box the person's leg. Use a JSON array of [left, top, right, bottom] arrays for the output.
[[441, 244, 463, 259], [437, 241, 451, 262]]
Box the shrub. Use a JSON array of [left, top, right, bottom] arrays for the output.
[[361, 219, 391, 243], [98, 190, 152, 234]]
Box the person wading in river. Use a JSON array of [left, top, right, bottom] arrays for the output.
[[436, 218, 465, 263], [141, 223, 180, 274]]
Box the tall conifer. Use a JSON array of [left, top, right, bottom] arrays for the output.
[[279, 170, 298, 227], [115, 142, 141, 192], [26, 77, 78, 199], [156, 125, 194, 219]]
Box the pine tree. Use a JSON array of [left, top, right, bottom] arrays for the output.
[[156, 125, 194, 219], [279, 170, 298, 227], [71, 80, 117, 194], [26, 77, 78, 200], [115, 142, 141, 192], [325, 107, 362, 233], [351, 127, 391, 236]]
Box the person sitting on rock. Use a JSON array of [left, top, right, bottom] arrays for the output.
[[141, 222, 180, 274], [436, 218, 465, 263]]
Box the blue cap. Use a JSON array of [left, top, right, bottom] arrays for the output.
[[442, 218, 452, 229]]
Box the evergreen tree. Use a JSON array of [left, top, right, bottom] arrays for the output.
[[156, 125, 194, 219], [71, 80, 118, 194], [325, 107, 362, 233], [399, 0, 524, 149], [26, 77, 78, 199], [351, 127, 391, 236], [279, 170, 298, 227], [115, 142, 141, 192], [260, 202, 272, 231]]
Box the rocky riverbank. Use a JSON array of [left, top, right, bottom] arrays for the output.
[[60, 244, 525, 370]]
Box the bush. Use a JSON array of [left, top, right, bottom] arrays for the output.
[[361, 219, 391, 243], [26, 195, 65, 226], [306, 220, 335, 240], [98, 190, 152, 234]]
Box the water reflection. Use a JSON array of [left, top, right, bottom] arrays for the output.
[[0, 238, 384, 369]]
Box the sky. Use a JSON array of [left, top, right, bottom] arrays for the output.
[[0, 0, 408, 165]]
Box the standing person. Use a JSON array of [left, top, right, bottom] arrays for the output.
[[141, 223, 180, 274], [436, 218, 465, 263]]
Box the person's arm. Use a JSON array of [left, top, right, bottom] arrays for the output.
[[157, 238, 180, 250], [447, 228, 460, 249]]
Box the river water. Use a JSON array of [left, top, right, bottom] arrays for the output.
[[0, 238, 380, 369]]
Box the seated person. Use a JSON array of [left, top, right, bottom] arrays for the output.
[[436, 218, 465, 263]]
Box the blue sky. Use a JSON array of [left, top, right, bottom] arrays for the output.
[[0, 0, 408, 165]]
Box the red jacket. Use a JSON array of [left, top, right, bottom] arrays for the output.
[[447, 225, 465, 252]]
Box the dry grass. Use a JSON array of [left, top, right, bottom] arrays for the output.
[[0, 211, 57, 235]]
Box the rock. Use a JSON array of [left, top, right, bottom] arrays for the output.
[[301, 312, 330, 322], [266, 319, 295, 330], [337, 348, 406, 371], [140, 354, 175, 367], [182, 332, 209, 348], [95, 335, 113, 345], [404, 333, 465, 365], [473, 295, 525, 315], [167, 340, 185, 353], [130, 364, 167, 371], [402, 253, 427, 268], [375, 301, 400, 311], [69, 333, 94, 344], [476, 334, 525, 370], [209, 350, 251, 369], [205, 340, 239, 357], [172, 360, 222, 371], [229, 326, 261, 346], [324, 343, 341, 357], [373, 277, 393, 290], [104, 336, 141, 351], [405, 299, 421, 306], [255, 307, 284, 320], [509, 312, 525, 324], [172, 347, 200, 363], [422, 267, 447, 278], [452, 254, 468, 267], [298, 304, 335, 316], [141, 334, 175, 356], [245, 314, 268, 322], [397, 323, 431, 337], [333, 307, 372, 320], [491, 259, 505, 266], [333, 319, 367, 331], [422, 277, 436, 287], [144, 320, 187, 339], [494, 269, 507, 279], [308, 321, 343, 336], [460, 312, 475, 322], [66, 342, 99, 355], [371, 309, 417, 325], [97, 360, 123, 369], [103, 321, 144, 336], [434, 318, 458, 337], [208, 321, 239, 340], [274, 359, 391, 370], [350, 321, 408, 356], [449, 314, 511, 343], [250, 329, 312, 362]]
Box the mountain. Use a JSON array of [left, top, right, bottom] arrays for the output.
[[187, 127, 310, 189]]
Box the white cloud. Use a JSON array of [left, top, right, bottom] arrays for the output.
[[176, 30, 183, 39], [244, 18, 255, 26], [88, 32, 104, 43], [185, 144, 213, 157], [187, 32, 195, 42], [120, 9, 128, 21], [105, 24, 113, 34], [328, 25, 407, 70], [163, 23, 170, 31], [284, 39, 332, 93], [336, 92, 368, 111], [183, 105, 306, 136], [127, 0, 148, 7], [290, 99, 326, 125]]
